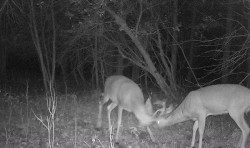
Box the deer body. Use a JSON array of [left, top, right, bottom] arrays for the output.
[[157, 84, 250, 148], [96, 75, 154, 142]]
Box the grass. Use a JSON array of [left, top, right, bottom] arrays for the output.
[[0, 86, 249, 148]]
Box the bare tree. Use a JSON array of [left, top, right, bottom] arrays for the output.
[[28, 0, 57, 91], [221, 0, 233, 83], [104, 5, 176, 99]]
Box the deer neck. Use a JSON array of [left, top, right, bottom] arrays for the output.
[[134, 107, 153, 126], [162, 104, 189, 126]]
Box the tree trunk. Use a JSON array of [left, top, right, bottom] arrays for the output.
[[93, 35, 99, 88], [132, 64, 140, 81], [30, 0, 49, 91], [171, 0, 178, 91], [106, 8, 176, 100], [187, 6, 197, 82], [115, 55, 124, 75], [247, 3, 250, 87], [222, 1, 232, 83], [0, 37, 7, 84], [29, 0, 56, 92]]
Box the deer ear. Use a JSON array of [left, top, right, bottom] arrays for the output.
[[165, 104, 175, 114], [145, 96, 153, 115]]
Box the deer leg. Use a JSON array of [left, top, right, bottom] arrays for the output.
[[198, 116, 206, 148], [240, 117, 249, 148], [229, 111, 249, 148], [96, 102, 103, 129], [191, 120, 198, 148], [107, 102, 118, 134], [115, 106, 123, 142], [96, 94, 110, 129], [147, 126, 155, 142]]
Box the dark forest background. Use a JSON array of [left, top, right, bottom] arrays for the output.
[[0, 0, 250, 99]]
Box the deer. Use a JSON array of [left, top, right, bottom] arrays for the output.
[[153, 99, 176, 117], [96, 75, 155, 142], [156, 84, 250, 148]]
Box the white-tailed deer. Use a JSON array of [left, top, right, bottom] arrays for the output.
[[96, 75, 154, 142], [156, 84, 250, 148], [153, 100, 176, 117]]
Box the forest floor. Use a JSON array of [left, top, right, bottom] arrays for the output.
[[0, 85, 249, 148]]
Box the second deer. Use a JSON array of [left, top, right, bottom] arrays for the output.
[[157, 84, 250, 148], [96, 75, 155, 142]]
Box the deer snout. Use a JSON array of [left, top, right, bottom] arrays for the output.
[[139, 120, 152, 127], [155, 117, 167, 128]]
